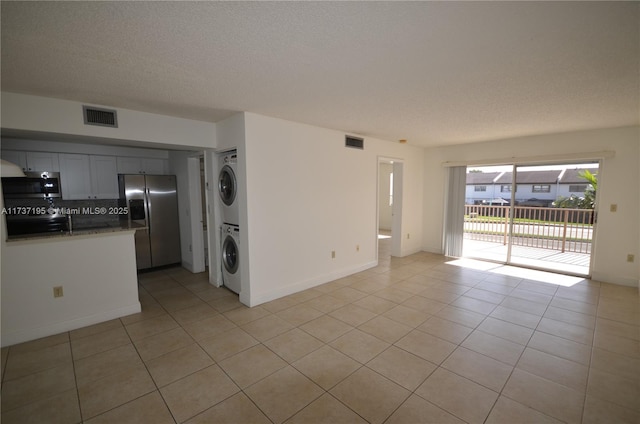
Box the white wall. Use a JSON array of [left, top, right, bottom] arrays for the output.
[[423, 126, 640, 287], [1, 231, 141, 347], [242, 113, 424, 306], [1, 92, 216, 149], [378, 163, 393, 230]]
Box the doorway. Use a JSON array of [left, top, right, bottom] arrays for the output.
[[187, 156, 207, 273], [378, 158, 403, 260], [462, 162, 599, 276]]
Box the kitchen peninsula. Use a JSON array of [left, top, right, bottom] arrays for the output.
[[1, 223, 143, 347]]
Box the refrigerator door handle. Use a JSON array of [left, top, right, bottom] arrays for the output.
[[144, 187, 151, 233]]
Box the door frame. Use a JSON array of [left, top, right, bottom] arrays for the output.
[[187, 155, 206, 273], [377, 156, 404, 258]]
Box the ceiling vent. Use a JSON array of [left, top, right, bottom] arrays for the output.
[[83, 105, 118, 128], [345, 135, 364, 150]]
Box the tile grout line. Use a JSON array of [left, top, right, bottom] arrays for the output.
[[153, 269, 287, 423], [121, 300, 179, 424], [419, 277, 504, 424], [371, 275, 501, 424], [145, 270, 235, 424], [378, 274, 492, 423], [68, 331, 85, 424], [485, 281, 558, 424], [580, 288, 602, 424], [75, 277, 176, 424]]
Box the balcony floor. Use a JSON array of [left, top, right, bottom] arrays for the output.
[[463, 238, 591, 276]]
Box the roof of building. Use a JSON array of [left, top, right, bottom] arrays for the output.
[[467, 167, 599, 185], [560, 168, 598, 184], [496, 170, 561, 184], [466, 172, 502, 184]]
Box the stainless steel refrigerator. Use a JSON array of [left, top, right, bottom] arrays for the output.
[[119, 174, 181, 270]]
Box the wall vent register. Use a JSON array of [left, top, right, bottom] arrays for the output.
[[83, 105, 118, 128], [345, 135, 364, 150]]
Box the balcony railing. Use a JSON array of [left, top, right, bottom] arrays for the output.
[[464, 205, 593, 254]]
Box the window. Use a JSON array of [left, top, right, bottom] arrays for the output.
[[569, 184, 587, 192], [532, 185, 551, 193], [474, 185, 487, 192], [501, 185, 511, 192]]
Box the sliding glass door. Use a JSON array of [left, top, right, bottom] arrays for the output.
[[463, 165, 511, 264], [462, 162, 598, 276]]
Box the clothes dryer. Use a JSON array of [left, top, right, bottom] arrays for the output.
[[218, 151, 239, 225], [221, 224, 241, 294]]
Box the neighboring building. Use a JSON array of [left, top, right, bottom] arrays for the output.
[[465, 171, 504, 204], [557, 168, 598, 199], [466, 168, 598, 206]]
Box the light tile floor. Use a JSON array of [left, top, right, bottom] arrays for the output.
[[1, 238, 639, 423]]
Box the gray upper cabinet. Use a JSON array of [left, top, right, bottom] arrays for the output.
[[90, 155, 119, 199], [116, 156, 167, 174], [1, 151, 59, 172], [3, 149, 166, 200], [59, 154, 119, 199], [1, 151, 26, 171], [59, 154, 93, 199]]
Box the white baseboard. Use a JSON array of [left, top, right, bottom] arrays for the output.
[[248, 261, 378, 307], [1, 302, 141, 348], [590, 272, 639, 288], [422, 245, 444, 255], [400, 246, 424, 257]]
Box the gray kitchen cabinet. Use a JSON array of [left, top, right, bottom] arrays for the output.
[[59, 154, 92, 199], [116, 156, 167, 174], [89, 155, 119, 198], [60, 154, 118, 199], [1, 151, 26, 171], [1, 150, 59, 172]]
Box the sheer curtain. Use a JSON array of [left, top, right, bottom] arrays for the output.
[[443, 166, 466, 257]]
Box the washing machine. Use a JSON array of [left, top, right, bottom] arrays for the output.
[[221, 224, 241, 294], [218, 151, 239, 225]]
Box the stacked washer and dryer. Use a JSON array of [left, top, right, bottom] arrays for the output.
[[218, 151, 241, 294]]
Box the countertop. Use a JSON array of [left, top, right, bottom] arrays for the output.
[[6, 222, 147, 242]]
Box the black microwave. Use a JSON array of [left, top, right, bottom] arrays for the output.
[[1, 171, 62, 199]]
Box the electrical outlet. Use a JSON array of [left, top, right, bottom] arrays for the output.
[[331, 250, 336, 259], [53, 286, 64, 298], [627, 254, 635, 263], [407, 233, 410, 239], [610, 204, 618, 212], [356, 245, 360, 252]]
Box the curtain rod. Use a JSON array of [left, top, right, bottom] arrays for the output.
[[441, 150, 615, 167]]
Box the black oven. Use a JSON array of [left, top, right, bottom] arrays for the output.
[[1, 171, 62, 199]]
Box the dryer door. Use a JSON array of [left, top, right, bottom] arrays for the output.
[[218, 165, 237, 206], [222, 234, 239, 274]]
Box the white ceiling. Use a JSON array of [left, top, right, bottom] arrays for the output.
[[1, 1, 638, 147]]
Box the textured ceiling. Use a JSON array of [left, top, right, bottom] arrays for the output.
[[1, 1, 638, 147]]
